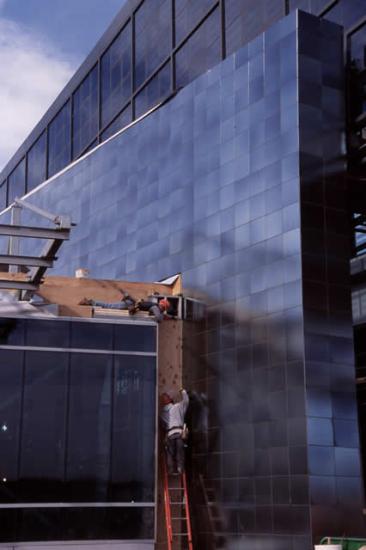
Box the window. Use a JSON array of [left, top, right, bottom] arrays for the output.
[[323, 0, 365, 28], [174, 0, 215, 45], [348, 25, 366, 133], [135, 0, 171, 89], [101, 104, 132, 142], [19, 352, 68, 502], [111, 355, 156, 501], [66, 353, 113, 501], [0, 350, 23, 504], [101, 22, 131, 128], [73, 66, 98, 159], [349, 23, 366, 71], [135, 63, 171, 118], [27, 131, 46, 191], [226, 0, 285, 56], [0, 180, 7, 210], [290, 0, 337, 14], [175, 8, 221, 88], [48, 101, 71, 178], [8, 158, 26, 205]]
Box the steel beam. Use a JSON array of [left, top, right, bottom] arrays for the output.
[[0, 255, 54, 267], [0, 280, 39, 291], [0, 224, 70, 240]]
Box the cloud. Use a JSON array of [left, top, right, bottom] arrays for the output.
[[0, 17, 76, 172]]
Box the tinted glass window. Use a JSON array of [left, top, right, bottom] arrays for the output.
[[0, 507, 154, 542], [174, 0, 215, 45], [289, 0, 336, 13], [324, 0, 366, 29], [8, 158, 26, 205], [135, 0, 171, 89], [101, 104, 132, 142], [0, 318, 25, 345], [176, 7, 221, 88], [82, 138, 99, 156], [289, 0, 311, 10], [27, 131, 46, 191], [66, 353, 112, 501], [135, 63, 171, 118], [19, 352, 68, 502], [111, 355, 156, 501], [0, 350, 23, 503], [0, 180, 7, 210], [48, 101, 71, 178], [114, 324, 156, 352], [101, 22, 131, 128], [226, 0, 285, 56], [26, 320, 69, 348], [349, 24, 366, 71], [72, 66, 98, 159], [70, 321, 113, 350]]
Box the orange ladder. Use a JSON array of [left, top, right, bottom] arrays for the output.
[[163, 456, 193, 550]]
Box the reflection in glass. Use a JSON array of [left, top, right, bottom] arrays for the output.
[[226, 0, 284, 56], [114, 324, 156, 352], [101, 104, 132, 142], [8, 159, 26, 205], [0, 318, 25, 346], [20, 352, 68, 502], [72, 66, 98, 159], [0, 180, 7, 210], [0, 507, 154, 542], [71, 321, 113, 350], [48, 101, 71, 178], [27, 131, 46, 191], [135, 0, 171, 88], [174, 0, 215, 45], [175, 8, 221, 88], [66, 353, 112, 501], [0, 350, 23, 503], [111, 355, 156, 501], [26, 319, 69, 348], [135, 63, 171, 118], [101, 22, 131, 128]]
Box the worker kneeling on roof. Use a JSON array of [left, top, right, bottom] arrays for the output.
[[160, 389, 189, 475]]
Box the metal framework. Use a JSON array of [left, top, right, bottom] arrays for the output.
[[0, 198, 74, 299]]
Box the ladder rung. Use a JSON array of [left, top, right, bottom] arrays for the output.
[[171, 501, 185, 504], [171, 516, 185, 519], [173, 532, 189, 536], [168, 487, 183, 489]]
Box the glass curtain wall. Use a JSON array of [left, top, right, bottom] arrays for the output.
[[2, 0, 366, 206], [0, 317, 157, 542]]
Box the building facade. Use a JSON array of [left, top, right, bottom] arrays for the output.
[[1, 1, 366, 549]]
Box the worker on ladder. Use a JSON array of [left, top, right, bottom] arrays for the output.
[[160, 388, 189, 474]]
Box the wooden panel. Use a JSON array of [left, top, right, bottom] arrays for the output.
[[35, 276, 174, 314], [157, 320, 184, 550]]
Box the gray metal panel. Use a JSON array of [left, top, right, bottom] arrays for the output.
[[0, 255, 54, 267], [0, 224, 69, 240], [0, 281, 38, 291]]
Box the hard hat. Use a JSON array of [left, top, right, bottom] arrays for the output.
[[159, 298, 170, 309], [160, 392, 173, 406]]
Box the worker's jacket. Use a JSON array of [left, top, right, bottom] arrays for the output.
[[160, 390, 189, 438]]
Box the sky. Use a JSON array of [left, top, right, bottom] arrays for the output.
[[0, 0, 125, 172]]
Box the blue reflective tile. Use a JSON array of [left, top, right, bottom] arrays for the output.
[[335, 447, 361, 477], [310, 475, 336, 505], [307, 417, 333, 445], [334, 419, 360, 448], [308, 446, 335, 475]]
